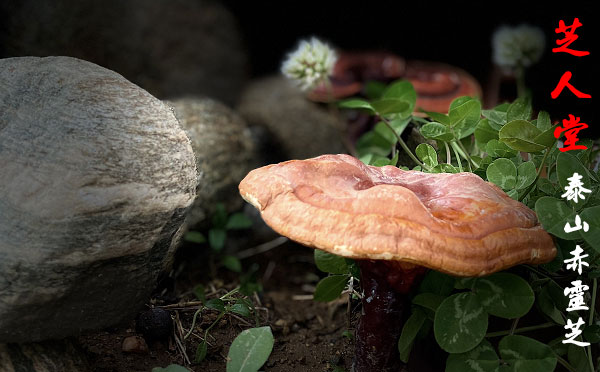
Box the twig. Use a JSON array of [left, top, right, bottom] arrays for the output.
[[173, 312, 191, 365], [236, 237, 288, 259], [292, 294, 315, 300]]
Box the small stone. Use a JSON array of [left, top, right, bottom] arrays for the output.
[[122, 336, 149, 354], [135, 308, 173, 343]]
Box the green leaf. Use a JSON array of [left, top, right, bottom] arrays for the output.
[[536, 111, 551, 131], [416, 143, 439, 168], [534, 197, 579, 240], [209, 228, 227, 252], [205, 298, 226, 312], [226, 213, 252, 230], [374, 121, 398, 144], [371, 157, 390, 167], [474, 118, 499, 148], [222, 255, 242, 273], [536, 178, 556, 196], [506, 97, 532, 122], [432, 163, 459, 174], [506, 189, 518, 200], [196, 341, 208, 363], [418, 270, 456, 296], [473, 273, 534, 319], [583, 324, 600, 343], [152, 365, 190, 372], [498, 120, 545, 153], [445, 339, 500, 372], [212, 203, 228, 228], [313, 275, 348, 302], [482, 109, 507, 131], [536, 285, 565, 325], [226, 326, 274, 372], [364, 81, 386, 99], [434, 292, 488, 353], [382, 80, 416, 112], [498, 335, 557, 372], [486, 158, 517, 190], [356, 131, 393, 157], [338, 99, 375, 113], [389, 117, 412, 136], [193, 284, 206, 303], [389, 150, 399, 167], [515, 161, 537, 190], [398, 308, 427, 363], [314, 250, 348, 274], [485, 139, 518, 158], [184, 231, 206, 244], [423, 110, 451, 126], [532, 125, 558, 148], [231, 303, 252, 318], [449, 99, 481, 139], [567, 344, 589, 372], [580, 206, 600, 253], [450, 96, 475, 111], [420, 122, 455, 141], [371, 98, 410, 116], [412, 292, 446, 313]]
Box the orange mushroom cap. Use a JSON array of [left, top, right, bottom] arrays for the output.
[[239, 154, 556, 277]]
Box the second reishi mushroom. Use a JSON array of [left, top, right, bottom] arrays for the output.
[[239, 154, 556, 372]]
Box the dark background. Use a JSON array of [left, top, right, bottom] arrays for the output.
[[226, 1, 595, 136], [1, 0, 596, 137]]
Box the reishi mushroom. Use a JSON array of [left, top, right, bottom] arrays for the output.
[[239, 154, 556, 372], [308, 51, 482, 114]]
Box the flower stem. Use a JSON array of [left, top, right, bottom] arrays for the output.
[[444, 142, 452, 165], [380, 116, 428, 170], [457, 140, 480, 168], [518, 145, 553, 202], [485, 322, 556, 337], [557, 354, 578, 372], [451, 142, 464, 172]]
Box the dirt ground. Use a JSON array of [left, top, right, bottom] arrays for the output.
[[78, 240, 358, 372]]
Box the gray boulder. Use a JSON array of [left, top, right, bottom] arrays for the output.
[[168, 97, 258, 227], [0, 56, 197, 342], [237, 76, 347, 160]]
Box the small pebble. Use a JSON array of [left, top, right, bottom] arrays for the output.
[[135, 308, 173, 343], [122, 336, 149, 354]]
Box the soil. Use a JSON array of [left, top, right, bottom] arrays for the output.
[[77, 238, 359, 372]]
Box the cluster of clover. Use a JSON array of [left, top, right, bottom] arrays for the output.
[[282, 24, 598, 372]]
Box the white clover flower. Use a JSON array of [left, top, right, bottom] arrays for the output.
[[281, 37, 337, 91], [492, 24, 545, 68]]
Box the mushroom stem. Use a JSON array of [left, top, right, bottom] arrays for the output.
[[354, 260, 426, 372]]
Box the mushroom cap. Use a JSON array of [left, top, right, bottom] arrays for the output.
[[239, 154, 556, 277]]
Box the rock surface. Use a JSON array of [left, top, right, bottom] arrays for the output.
[[168, 97, 258, 227], [0, 0, 247, 105], [0, 56, 197, 342], [237, 76, 347, 160], [0, 340, 90, 372]]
